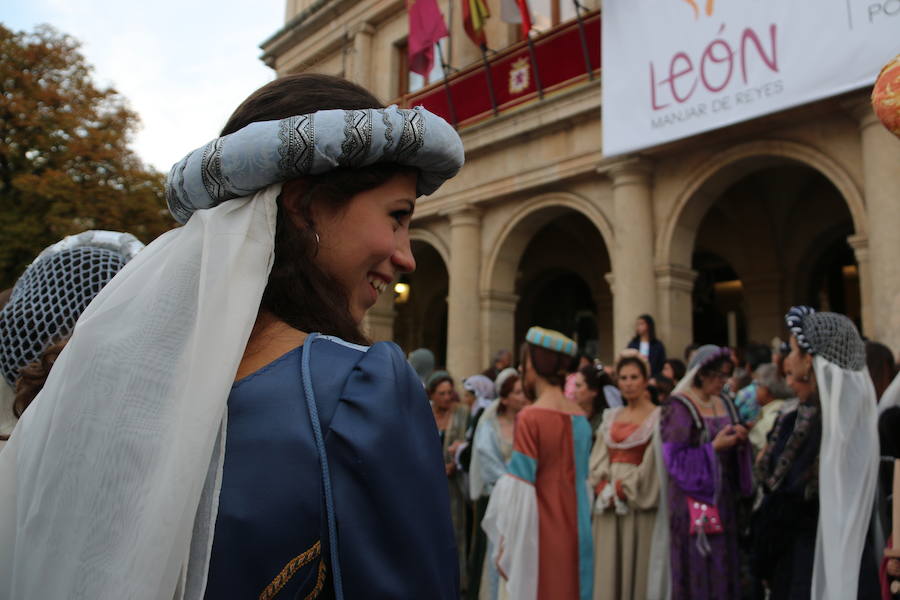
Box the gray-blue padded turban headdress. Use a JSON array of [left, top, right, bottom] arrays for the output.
[[165, 105, 465, 223], [0, 230, 144, 386]]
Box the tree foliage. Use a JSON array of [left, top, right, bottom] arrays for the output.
[[0, 23, 174, 288]]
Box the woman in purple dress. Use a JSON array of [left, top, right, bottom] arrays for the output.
[[659, 344, 753, 599]]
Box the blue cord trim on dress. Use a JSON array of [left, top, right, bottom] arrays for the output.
[[301, 332, 344, 599]]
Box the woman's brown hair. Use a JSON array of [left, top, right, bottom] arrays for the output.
[[222, 73, 413, 344], [527, 344, 569, 388], [14, 340, 68, 419]]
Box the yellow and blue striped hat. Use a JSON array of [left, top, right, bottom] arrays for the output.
[[525, 326, 577, 357]]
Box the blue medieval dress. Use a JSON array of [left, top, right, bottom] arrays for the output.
[[203, 335, 459, 599]]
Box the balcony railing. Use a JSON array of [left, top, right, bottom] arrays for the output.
[[399, 10, 600, 129]]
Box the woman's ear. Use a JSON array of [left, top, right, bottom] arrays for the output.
[[280, 179, 310, 228]]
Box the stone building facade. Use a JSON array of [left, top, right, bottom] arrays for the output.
[[261, 0, 900, 379]]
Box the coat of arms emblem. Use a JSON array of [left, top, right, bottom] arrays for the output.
[[509, 57, 530, 95]]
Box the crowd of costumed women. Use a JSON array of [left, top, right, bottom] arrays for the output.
[[459, 314, 893, 600]]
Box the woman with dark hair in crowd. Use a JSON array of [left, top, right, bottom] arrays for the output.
[[0, 231, 143, 447], [652, 345, 752, 600], [429, 370, 471, 590], [661, 358, 686, 384], [573, 363, 621, 433], [0, 74, 463, 599], [753, 307, 880, 600], [627, 314, 667, 377], [469, 369, 528, 600], [483, 327, 594, 600], [589, 350, 660, 600], [651, 375, 675, 405]]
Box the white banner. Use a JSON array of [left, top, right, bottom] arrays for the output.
[[601, 0, 900, 156]]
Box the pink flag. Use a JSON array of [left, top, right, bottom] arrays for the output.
[[408, 0, 449, 77]]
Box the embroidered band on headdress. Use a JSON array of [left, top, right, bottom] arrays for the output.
[[0, 230, 144, 386], [525, 326, 577, 357], [165, 105, 465, 223]]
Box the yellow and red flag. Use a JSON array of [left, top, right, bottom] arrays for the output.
[[462, 0, 490, 48], [408, 0, 450, 76]]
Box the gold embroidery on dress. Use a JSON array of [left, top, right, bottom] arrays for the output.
[[304, 559, 327, 600], [258, 540, 325, 600]]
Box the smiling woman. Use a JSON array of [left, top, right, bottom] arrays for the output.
[[0, 74, 464, 600]]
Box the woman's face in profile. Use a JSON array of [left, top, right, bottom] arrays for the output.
[[502, 380, 529, 413], [784, 335, 815, 401], [313, 172, 418, 323], [572, 372, 596, 414], [661, 362, 674, 380]]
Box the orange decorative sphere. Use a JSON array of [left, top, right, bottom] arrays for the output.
[[872, 54, 900, 138]]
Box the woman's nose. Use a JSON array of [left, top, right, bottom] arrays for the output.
[[393, 238, 416, 274]]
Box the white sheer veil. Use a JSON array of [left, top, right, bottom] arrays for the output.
[[0, 185, 278, 600], [812, 355, 879, 600]]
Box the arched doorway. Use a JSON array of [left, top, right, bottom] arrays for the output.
[[482, 193, 615, 365], [393, 239, 449, 367], [512, 212, 613, 362], [689, 162, 861, 346]]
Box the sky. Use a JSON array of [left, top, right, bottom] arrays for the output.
[[4, 0, 285, 172]]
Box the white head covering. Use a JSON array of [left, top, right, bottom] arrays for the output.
[[0, 230, 143, 386], [672, 344, 731, 396], [0, 104, 463, 599], [494, 367, 518, 397], [785, 306, 878, 600]]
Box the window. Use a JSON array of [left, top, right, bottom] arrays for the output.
[[529, 0, 578, 34], [396, 39, 447, 96]]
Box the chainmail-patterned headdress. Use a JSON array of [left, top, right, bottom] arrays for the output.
[[784, 306, 865, 371], [0, 230, 143, 386], [165, 105, 464, 223]]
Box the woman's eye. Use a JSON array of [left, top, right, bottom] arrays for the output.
[[391, 210, 412, 226]]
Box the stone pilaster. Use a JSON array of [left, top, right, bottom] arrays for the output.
[[847, 233, 873, 338], [654, 264, 697, 361], [480, 290, 519, 369], [849, 99, 900, 350], [600, 158, 658, 353], [445, 206, 482, 380], [362, 283, 396, 342], [348, 22, 374, 89]]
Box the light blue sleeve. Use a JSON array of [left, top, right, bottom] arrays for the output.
[[473, 420, 508, 495]]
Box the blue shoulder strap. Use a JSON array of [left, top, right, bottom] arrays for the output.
[[300, 332, 344, 599]]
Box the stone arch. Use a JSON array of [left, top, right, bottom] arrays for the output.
[[481, 191, 615, 295], [480, 191, 615, 362], [409, 227, 449, 267], [657, 139, 866, 269], [390, 228, 450, 364]]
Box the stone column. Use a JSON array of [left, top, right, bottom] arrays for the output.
[[363, 285, 396, 342], [445, 206, 482, 380], [480, 290, 519, 369], [601, 158, 658, 353], [654, 264, 697, 362], [348, 22, 375, 90], [847, 233, 873, 337], [853, 101, 900, 351]]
